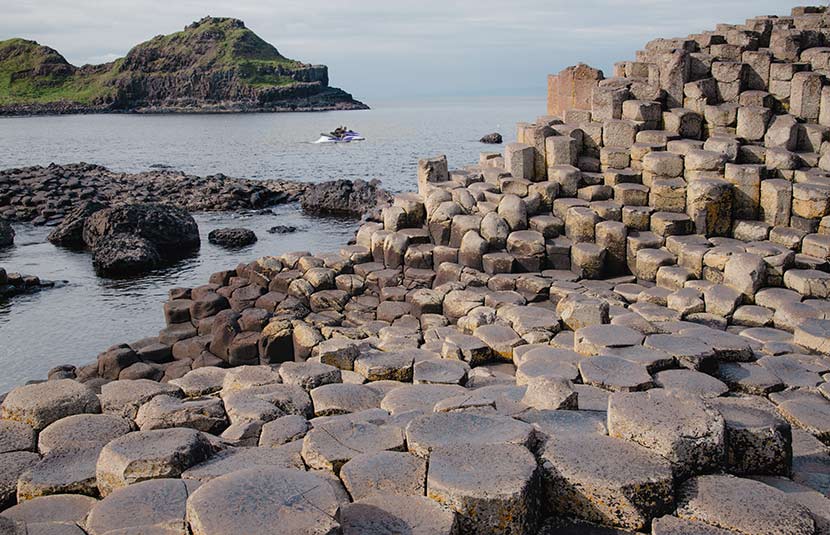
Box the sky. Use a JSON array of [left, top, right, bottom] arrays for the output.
[[1, 0, 809, 101]]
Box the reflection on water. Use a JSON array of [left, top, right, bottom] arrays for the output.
[[0, 205, 357, 391], [0, 96, 546, 391]]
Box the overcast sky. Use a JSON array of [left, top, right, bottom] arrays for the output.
[[2, 1, 806, 101]]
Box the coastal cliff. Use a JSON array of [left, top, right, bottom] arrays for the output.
[[0, 17, 368, 115]]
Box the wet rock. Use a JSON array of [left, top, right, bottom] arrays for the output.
[[301, 179, 392, 218], [427, 443, 539, 535], [92, 234, 163, 276], [95, 428, 212, 496], [46, 200, 106, 247], [0, 218, 13, 247], [0, 380, 100, 431], [267, 225, 297, 234], [207, 227, 257, 248], [185, 468, 341, 535], [480, 133, 503, 144]]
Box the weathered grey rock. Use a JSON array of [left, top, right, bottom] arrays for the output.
[[221, 383, 312, 425], [340, 450, 427, 501], [95, 428, 212, 496], [652, 369, 729, 398], [427, 443, 539, 535], [717, 362, 785, 395], [278, 361, 342, 390], [86, 478, 194, 535], [16, 446, 100, 501], [413, 359, 469, 385], [310, 383, 383, 416], [573, 325, 644, 356], [0, 451, 40, 507], [169, 367, 227, 397], [0, 380, 100, 431], [406, 412, 534, 458], [541, 433, 673, 531], [578, 356, 653, 392], [340, 494, 459, 535], [676, 474, 815, 535], [258, 415, 310, 447], [751, 476, 830, 535], [135, 395, 227, 433], [221, 365, 282, 393], [381, 384, 466, 415], [521, 376, 577, 410], [38, 414, 132, 455], [181, 445, 304, 482], [644, 334, 716, 371], [778, 397, 830, 444], [0, 421, 36, 454], [354, 352, 414, 382], [607, 390, 725, 477], [99, 380, 182, 420], [518, 409, 607, 438], [651, 515, 742, 534], [301, 420, 405, 473], [710, 396, 792, 476], [0, 494, 96, 526]]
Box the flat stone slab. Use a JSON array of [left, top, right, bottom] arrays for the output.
[[651, 515, 740, 534], [717, 362, 785, 395], [0, 494, 96, 525], [413, 359, 469, 385], [540, 433, 673, 531], [309, 383, 383, 416], [135, 395, 228, 434], [17, 446, 100, 500], [578, 356, 653, 392], [380, 385, 466, 415], [652, 369, 729, 398], [778, 397, 830, 444], [258, 415, 310, 447], [607, 390, 725, 478], [169, 367, 228, 397], [710, 396, 792, 476], [427, 443, 539, 535], [221, 383, 313, 425], [301, 420, 405, 473], [0, 380, 100, 431], [279, 361, 342, 391], [677, 474, 815, 535], [99, 379, 182, 419], [95, 428, 212, 496], [405, 412, 534, 457], [38, 414, 132, 455], [0, 421, 36, 454], [181, 445, 304, 482], [221, 365, 283, 393], [643, 334, 716, 370], [354, 351, 415, 382], [185, 468, 341, 535], [339, 450, 427, 501], [573, 325, 644, 356], [86, 478, 195, 535], [0, 451, 40, 506], [517, 409, 607, 438], [340, 495, 458, 535]]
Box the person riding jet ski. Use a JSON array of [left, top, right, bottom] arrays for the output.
[[330, 126, 348, 139]]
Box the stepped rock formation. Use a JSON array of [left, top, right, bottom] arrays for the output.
[[7, 5, 830, 535], [0, 17, 367, 115]]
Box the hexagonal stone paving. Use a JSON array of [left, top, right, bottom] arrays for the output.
[[185, 468, 341, 535], [0, 380, 100, 431], [340, 494, 458, 535], [86, 478, 196, 535], [37, 414, 132, 455], [405, 412, 534, 458], [95, 428, 212, 496], [540, 433, 673, 531], [427, 443, 539, 535], [301, 420, 405, 473], [339, 450, 427, 501], [607, 390, 725, 478]]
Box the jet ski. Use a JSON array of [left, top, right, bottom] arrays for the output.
[[313, 130, 365, 143]]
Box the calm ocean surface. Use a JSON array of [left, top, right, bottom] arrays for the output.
[[0, 96, 545, 391]]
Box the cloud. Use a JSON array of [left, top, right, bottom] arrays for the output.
[[0, 0, 804, 99]]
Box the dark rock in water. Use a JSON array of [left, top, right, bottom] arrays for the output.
[[0, 218, 13, 247], [47, 200, 107, 247], [208, 228, 258, 248], [83, 204, 200, 251], [267, 225, 297, 234], [92, 235, 162, 276], [301, 179, 392, 218], [480, 132, 503, 144], [0, 265, 61, 299], [149, 164, 174, 169]]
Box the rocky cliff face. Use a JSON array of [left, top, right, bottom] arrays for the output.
[[0, 17, 367, 115]]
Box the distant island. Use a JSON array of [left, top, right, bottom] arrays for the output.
[[0, 16, 368, 115]]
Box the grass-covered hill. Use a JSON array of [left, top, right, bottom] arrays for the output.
[[0, 17, 367, 114]]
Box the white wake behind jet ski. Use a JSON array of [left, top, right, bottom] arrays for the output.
[[313, 130, 365, 144]]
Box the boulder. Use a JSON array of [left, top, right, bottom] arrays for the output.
[[46, 200, 106, 247], [340, 494, 459, 535], [207, 227, 257, 247], [301, 179, 392, 218], [480, 133, 503, 144], [0, 217, 15, 247], [0, 380, 100, 431], [85, 478, 194, 535]]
